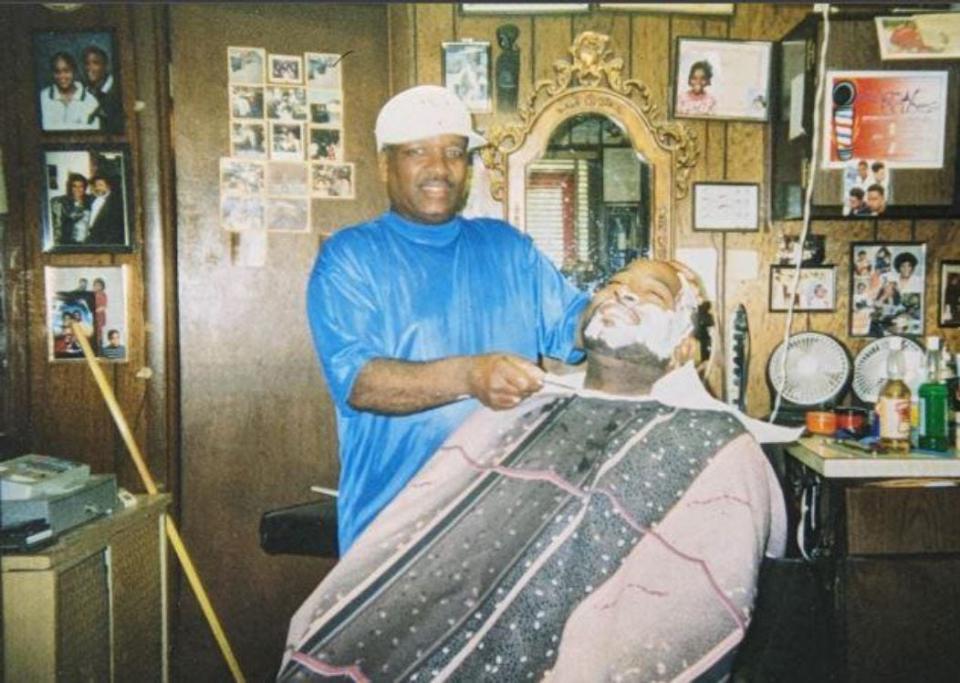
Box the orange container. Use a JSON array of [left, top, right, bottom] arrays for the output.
[[806, 410, 837, 436]]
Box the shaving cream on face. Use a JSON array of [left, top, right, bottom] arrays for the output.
[[583, 278, 699, 360]]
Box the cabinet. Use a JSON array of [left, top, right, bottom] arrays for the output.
[[771, 11, 960, 220], [2, 494, 169, 681], [786, 439, 960, 682]]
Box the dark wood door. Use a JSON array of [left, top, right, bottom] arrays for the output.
[[169, 4, 388, 679]]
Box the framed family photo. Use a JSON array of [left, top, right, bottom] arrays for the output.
[[673, 38, 772, 122], [442, 41, 492, 113], [769, 266, 837, 312], [940, 260, 960, 328], [45, 265, 129, 362], [33, 29, 124, 134], [41, 143, 133, 252], [850, 242, 926, 338], [692, 182, 760, 231]]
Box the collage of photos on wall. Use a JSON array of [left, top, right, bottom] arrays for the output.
[[33, 29, 132, 363], [223, 46, 353, 238], [850, 242, 926, 338]]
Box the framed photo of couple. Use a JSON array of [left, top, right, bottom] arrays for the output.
[[33, 30, 125, 134], [41, 144, 133, 253]]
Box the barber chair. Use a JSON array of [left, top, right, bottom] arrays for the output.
[[259, 498, 339, 559]]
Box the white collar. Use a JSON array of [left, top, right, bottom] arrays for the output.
[[543, 362, 802, 444]]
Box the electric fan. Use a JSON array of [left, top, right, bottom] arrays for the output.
[[852, 336, 925, 404], [767, 332, 851, 425]]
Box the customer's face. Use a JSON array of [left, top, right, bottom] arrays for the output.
[[84, 52, 107, 85], [93, 179, 109, 196], [379, 134, 468, 225], [53, 57, 75, 91], [583, 261, 697, 370], [898, 260, 914, 278], [866, 190, 884, 213]]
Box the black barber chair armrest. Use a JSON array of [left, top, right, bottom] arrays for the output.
[[259, 498, 339, 559]]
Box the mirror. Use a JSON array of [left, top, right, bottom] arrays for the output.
[[524, 114, 651, 292], [481, 31, 699, 288]]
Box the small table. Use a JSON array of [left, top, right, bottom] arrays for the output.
[[785, 438, 960, 682], [2, 494, 170, 682]]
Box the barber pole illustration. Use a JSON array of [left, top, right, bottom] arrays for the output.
[[832, 80, 856, 162]]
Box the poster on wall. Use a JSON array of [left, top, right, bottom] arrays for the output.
[[849, 242, 926, 338], [41, 144, 133, 252], [822, 70, 948, 169], [45, 265, 128, 362], [876, 15, 960, 60]]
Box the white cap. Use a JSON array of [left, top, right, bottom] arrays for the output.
[[375, 85, 487, 152]]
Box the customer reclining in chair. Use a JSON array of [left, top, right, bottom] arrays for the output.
[[280, 259, 800, 682]]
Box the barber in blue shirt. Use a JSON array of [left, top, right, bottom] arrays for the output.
[[307, 85, 589, 552]]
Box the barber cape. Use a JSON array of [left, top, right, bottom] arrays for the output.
[[281, 364, 797, 682]]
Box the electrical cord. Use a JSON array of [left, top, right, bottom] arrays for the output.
[[770, 3, 832, 423]]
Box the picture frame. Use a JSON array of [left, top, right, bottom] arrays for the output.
[[227, 46, 265, 85], [849, 242, 926, 338], [45, 265, 128, 362], [41, 143, 133, 252], [600, 4, 734, 14], [776, 233, 826, 266], [673, 38, 772, 122], [442, 41, 492, 114], [460, 3, 588, 14], [692, 182, 760, 231], [305, 53, 343, 90], [939, 260, 960, 328], [229, 85, 264, 120], [265, 161, 308, 197], [220, 195, 264, 232], [265, 86, 307, 122], [230, 121, 267, 159], [308, 127, 343, 161], [220, 158, 265, 196], [311, 162, 355, 199], [269, 122, 304, 161], [33, 29, 124, 134], [268, 53, 303, 84], [822, 70, 948, 170], [876, 15, 960, 61], [265, 197, 310, 233], [769, 265, 837, 312]]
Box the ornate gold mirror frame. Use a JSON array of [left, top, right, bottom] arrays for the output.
[[479, 31, 699, 259]]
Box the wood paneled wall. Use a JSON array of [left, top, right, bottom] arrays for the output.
[[168, 4, 388, 680], [389, 3, 960, 416]]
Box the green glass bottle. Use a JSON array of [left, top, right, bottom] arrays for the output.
[[919, 337, 949, 452]]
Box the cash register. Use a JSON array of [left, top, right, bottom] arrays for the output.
[[0, 454, 119, 550]]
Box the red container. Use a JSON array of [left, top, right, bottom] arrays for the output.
[[806, 410, 837, 436]]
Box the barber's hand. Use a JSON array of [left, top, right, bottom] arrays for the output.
[[467, 353, 545, 410]]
